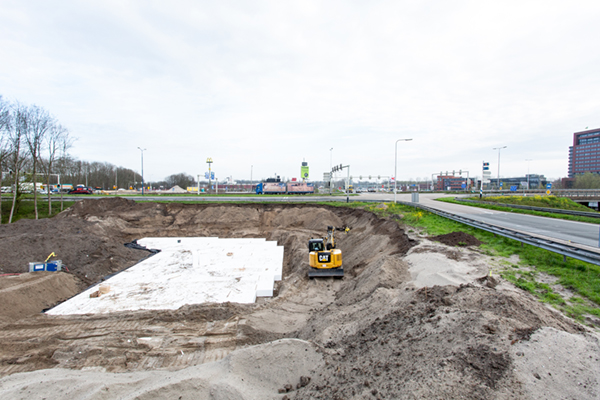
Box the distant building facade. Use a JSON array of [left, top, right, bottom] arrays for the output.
[[498, 174, 547, 190], [568, 127, 600, 178], [436, 175, 473, 191]]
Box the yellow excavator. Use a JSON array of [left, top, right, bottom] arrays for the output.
[[308, 226, 350, 278]]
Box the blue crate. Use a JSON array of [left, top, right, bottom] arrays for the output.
[[29, 260, 63, 272]]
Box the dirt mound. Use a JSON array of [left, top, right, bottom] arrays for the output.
[[431, 231, 482, 247], [0, 272, 83, 324], [294, 284, 585, 399], [0, 214, 147, 286]]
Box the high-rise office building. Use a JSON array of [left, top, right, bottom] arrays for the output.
[[568, 127, 600, 178]]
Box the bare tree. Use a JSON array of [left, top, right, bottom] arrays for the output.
[[0, 96, 11, 224], [24, 105, 52, 219], [7, 102, 28, 223], [40, 122, 71, 214]]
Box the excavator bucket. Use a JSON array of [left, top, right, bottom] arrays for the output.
[[308, 267, 344, 278]]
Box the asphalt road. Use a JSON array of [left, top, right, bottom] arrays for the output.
[[411, 193, 600, 249], [58, 192, 600, 249]]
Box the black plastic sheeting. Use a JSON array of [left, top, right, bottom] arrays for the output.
[[124, 240, 161, 254]]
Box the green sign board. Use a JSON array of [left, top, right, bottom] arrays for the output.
[[301, 165, 309, 179]]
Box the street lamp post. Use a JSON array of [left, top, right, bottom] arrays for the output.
[[394, 139, 413, 203], [525, 159, 532, 190], [329, 148, 333, 195], [137, 147, 146, 195], [206, 157, 213, 193], [493, 146, 507, 189]]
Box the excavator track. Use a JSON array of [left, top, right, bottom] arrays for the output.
[[308, 267, 344, 278]]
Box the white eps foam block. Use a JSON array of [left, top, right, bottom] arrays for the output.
[[47, 237, 283, 315]]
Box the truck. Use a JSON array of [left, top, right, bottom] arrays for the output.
[[255, 178, 315, 195], [286, 182, 315, 194], [255, 182, 287, 194]]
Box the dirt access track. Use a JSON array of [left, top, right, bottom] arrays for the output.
[[0, 198, 599, 399]]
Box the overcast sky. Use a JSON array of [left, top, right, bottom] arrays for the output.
[[1, 1, 599, 183]]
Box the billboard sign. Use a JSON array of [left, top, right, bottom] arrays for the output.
[[301, 165, 309, 179]]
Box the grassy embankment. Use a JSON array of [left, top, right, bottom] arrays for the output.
[[0, 198, 74, 224], [438, 195, 600, 224], [330, 201, 600, 325]]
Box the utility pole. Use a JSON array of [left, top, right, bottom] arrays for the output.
[[525, 159, 532, 190], [331, 163, 350, 202], [138, 147, 146, 195], [329, 148, 333, 195], [207, 157, 213, 194], [493, 146, 507, 190], [346, 165, 350, 203], [394, 138, 413, 203]]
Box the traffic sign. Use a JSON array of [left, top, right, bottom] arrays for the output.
[[510, 185, 517, 191], [546, 183, 552, 189], [546, 190, 551, 195]]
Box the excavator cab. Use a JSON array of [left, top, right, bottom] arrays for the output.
[[308, 239, 325, 252]]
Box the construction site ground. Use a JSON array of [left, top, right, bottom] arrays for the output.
[[0, 198, 598, 399]]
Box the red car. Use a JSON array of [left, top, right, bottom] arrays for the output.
[[68, 187, 93, 194]]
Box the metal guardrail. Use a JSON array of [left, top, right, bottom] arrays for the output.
[[399, 201, 600, 267], [454, 198, 600, 219], [481, 189, 600, 198], [554, 189, 600, 198]]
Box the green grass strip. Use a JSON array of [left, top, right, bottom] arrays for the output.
[[473, 194, 592, 211], [437, 196, 600, 225], [1, 199, 75, 224]]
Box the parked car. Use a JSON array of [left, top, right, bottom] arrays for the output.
[[68, 187, 93, 194]]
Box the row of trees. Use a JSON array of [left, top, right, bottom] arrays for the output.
[[551, 173, 600, 189], [0, 96, 73, 223], [48, 157, 142, 192]]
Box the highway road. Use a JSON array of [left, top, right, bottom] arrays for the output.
[[59, 192, 600, 250], [393, 192, 600, 249]]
